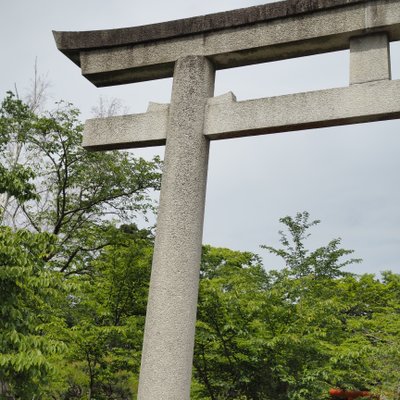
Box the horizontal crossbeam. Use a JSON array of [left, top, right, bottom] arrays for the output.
[[83, 79, 400, 150], [83, 103, 168, 150], [54, 0, 400, 87], [205, 80, 400, 139]]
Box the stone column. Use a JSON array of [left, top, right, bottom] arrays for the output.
[[137, 56, 215, 400]]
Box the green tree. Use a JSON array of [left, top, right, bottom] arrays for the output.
[[193, 213, 399, 400], [328, 272, 400, 399], [261, 211, 361, 279], [51, 225, 153, 399], [0, 222, 68, 398], [194, 246, 270, 399], [0, 92, 38, 216], [0, 92, 161, 275], [0, 91, 161, 398], [0, 93, 66, 398]]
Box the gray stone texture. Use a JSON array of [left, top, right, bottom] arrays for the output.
[[53, 0, 367, 58], [137, 56, 215, 400], [205, 80, 400, 140], [350, 33, 392, 84], [54, 0, 400, 86], [83, 79, 400, 151], [83, 103, 168, 151]]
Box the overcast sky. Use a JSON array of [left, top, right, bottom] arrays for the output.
[[1, 0, 400, 275]]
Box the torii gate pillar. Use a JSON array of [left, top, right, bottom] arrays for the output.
[[53, 0, 400, 398], [138, 56, 214, 399]]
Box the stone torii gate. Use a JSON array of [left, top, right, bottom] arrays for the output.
[[54, 0, 400, 398]]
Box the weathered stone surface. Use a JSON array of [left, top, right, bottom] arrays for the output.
[[205, 80, 400, 140], [137, 56, 215, 400], [350, 33, 391, 84], [83, 103, 168, 151], [54, 0, 400, 86], [83, 79, 400, 151], [53, 0, 367, 58]]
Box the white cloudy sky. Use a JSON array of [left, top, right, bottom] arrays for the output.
[[1, 0, 400, 275]]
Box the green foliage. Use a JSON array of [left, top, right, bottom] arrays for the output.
[[0, 226, 66, 398], [0, 92, 160, 399], [49, 224, 153, 399], [193, 214, 400, 400], [195, 246, 272, 399], [0, 92, 38, 205], [0, 92, 161, 275], [261, 211, 361, 279]]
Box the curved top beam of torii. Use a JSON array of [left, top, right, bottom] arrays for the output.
[[54, 0, 367, 58], [54, 0, 400, 87]]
